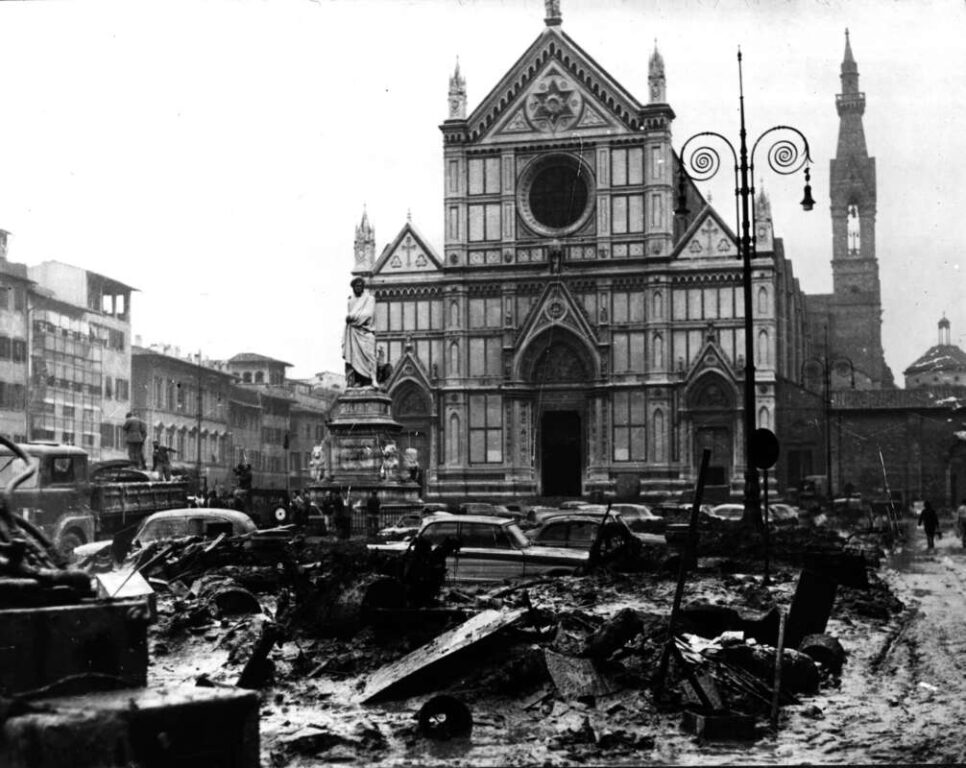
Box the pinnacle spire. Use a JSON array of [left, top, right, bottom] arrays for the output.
[[447, 56, 467, 119], [840, 28, 859, 94], [648, 40, 666, 103], [544, 0, 562, 26]]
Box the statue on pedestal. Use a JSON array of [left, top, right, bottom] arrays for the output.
[[343, 276, 376, 387]]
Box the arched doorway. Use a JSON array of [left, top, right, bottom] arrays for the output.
[[520, 328, 597, 498], [686, 374, 737, 489], [391, 382, 432, 487]]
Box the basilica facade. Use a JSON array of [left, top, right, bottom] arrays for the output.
[[352, 6, 815, 501]]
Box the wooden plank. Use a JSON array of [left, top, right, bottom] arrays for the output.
[[543, 649, 616, 699], [358, 608, 526, 703]]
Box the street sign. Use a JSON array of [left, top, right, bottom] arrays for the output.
[[750, 428, 780, 469]]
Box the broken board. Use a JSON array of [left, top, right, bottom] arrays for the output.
[[544, 649, 616, 699], [358, 608, 526, 703]]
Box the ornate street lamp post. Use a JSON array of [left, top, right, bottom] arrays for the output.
[[675, 50, 814, 527]]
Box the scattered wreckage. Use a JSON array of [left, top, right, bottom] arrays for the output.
[[0, 428, 908, 766]]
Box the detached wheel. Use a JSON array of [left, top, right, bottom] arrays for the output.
[[272, 506, 290, 525]]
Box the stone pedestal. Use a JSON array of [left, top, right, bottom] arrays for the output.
[[321, 387, 421, 505]]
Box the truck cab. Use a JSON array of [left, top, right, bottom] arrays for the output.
[[0, 442, 95, 555]]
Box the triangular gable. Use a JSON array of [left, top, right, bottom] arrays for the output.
[[483, 61, 627, 143], [468, 26, 644, 144], [671, 205, 739, 261], [683, 334, 740, 384], [386, 347, 433, 393], [515, 280, 599, 352], [373, 221, 443, 276]]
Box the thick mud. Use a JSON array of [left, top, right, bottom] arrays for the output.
[[145, 529, 935, 768]]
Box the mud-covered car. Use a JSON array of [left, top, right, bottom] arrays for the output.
[[369, 514, 587, 583], [524, 513, 646, 557], [73, 508, 278, 563], [610, 503, 666, 533], [377, 510, 452, 541]]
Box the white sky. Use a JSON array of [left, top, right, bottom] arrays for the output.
[[0, 0, 961, 381]]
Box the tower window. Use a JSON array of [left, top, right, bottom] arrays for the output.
[[847, 204, 861, 253]]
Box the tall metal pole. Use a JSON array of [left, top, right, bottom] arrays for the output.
[[23, 296, 30, 442], [196, 350, 203, 495], [824, 344, 833, 501], [738, 50, 761, 525]]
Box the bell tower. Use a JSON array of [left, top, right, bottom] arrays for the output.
[[828, 29, 893, 387]]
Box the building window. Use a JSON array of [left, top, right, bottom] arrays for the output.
[[104, 376, 113, 399], [611, 195, 644, 234], [242, 372, 252, 383], [255, 371, 264, 384], [468, 297, 501, 329], [613, 390, 645, 461], [100, 422, 115, 448], [11, 340, 25, 363], [116, 378, 129, 400], [610, 147, 643, 187], [468, 337, 501, 377], [468, 157, 500, 195], [612, 332, 645, 373], [468, 203, 501, 242], [469, 394, 502, 463]]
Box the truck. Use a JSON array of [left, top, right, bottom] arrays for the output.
[[0, 442, 189, 555]]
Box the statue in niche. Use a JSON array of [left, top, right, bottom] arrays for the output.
[[343, 276, 376, 387], [380, 442, 400, 481]]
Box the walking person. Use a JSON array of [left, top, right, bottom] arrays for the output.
[[366, 489, 381, 539], [918, 500, 940, 550]]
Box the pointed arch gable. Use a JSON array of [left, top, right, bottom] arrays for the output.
[[686, 371, 738, 411], [514, 325, 599, 383]]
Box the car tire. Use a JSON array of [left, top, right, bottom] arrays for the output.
[[57, 529, 86, 560], [272, 506, 290, 525]]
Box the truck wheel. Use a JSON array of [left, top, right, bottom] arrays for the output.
[[58, 529, 86, 560], [272, 506, 290, 525]]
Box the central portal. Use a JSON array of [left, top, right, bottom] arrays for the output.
[[541, 410, 581, 497]]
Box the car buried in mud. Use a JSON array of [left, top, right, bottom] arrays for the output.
[[368, 514, 588, 583]]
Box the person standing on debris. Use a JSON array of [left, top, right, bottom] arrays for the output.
[[366, 489, 381, 539], [122, 411, 148, 469], [153, 442, 175, 481], [918, 500, 940, 550]]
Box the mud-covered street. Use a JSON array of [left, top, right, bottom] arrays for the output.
[[132, 518, 954, 767]]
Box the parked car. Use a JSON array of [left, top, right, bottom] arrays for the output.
[[767, 503, 801, 526], [457, 502, 522, 521], [369, 514, 587, 583], [524, 513, 643, 558], [707, 503, 745, 524], [610, 503, 666, 534], [73, 507, 266, 562], [377, 510, 452, 541], [523, 506, 565, 528], [559, 500, 592, 511]]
